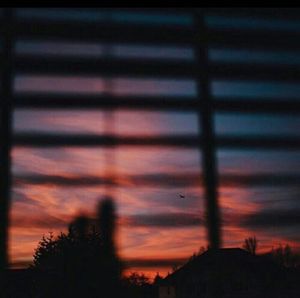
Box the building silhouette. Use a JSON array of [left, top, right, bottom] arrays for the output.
[[158, 248, 299, 298]]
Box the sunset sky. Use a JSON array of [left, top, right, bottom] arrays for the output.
[[10, 108, 300, 278], [6, 8, 300, 279]]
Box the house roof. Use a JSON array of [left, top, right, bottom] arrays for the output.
[[162, 248, 281, 285]]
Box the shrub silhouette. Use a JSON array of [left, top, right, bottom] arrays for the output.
[[31, 197, 123, 298]]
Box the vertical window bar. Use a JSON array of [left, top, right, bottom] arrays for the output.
[[194, 10, 221, 250], [0, 8, 14, 292]]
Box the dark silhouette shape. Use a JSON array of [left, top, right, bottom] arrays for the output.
[[243, 236, 258, 255], [125, 272, 150, 287], [0, 9, 14, 297], [30, 197, 123, 298], [153, 272, 163, 285], [69, 215, 89, 239], [98, 198, 116, 257], [159, 248, 299, 298], [271, 244, 298, 268], [122, 272, 154, 298]]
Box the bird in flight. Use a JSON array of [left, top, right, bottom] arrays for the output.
[[179, 194, 185, 199]]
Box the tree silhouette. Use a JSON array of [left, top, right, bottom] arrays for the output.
[[125, 272, 150, 287], [171, 264, 179, 272], [153, 272, 163, 285], [243, 236, 257, 255], [122, 272, 153, 298], [30, 197, 123, 298], [271, 244, 298, 268]]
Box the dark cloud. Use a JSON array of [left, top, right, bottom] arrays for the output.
[[11, 197, 299, 232], [14, 173, 300, 188], [14, 175, 112, 187], [12, 189, 39, 206], [217, 208, 300, 233], [13, 173, 201, 187], [125, 212, 203, 228], [220, 174, 300, 188], [11, 213, 69, 230], [241, 209, 300, 229]]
